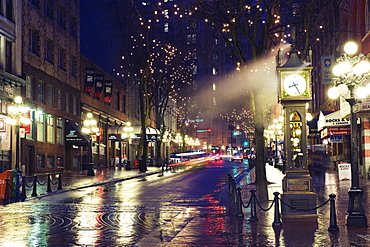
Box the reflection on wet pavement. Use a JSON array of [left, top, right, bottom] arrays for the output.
[[0, 161, 369, 246]]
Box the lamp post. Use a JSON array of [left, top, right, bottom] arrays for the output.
[[270, 118, 283, 166], [328, 41, 370, 227], [122, 122, 134, 170], [7, 96, 31, 171], [81, 112, 99, 176]]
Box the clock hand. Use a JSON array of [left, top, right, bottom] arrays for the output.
[[289, 82, 300, 94]]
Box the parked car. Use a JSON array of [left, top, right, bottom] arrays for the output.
[[232, 153, 243, 162]]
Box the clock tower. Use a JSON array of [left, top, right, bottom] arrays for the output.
[[276, 47, 316, 216]]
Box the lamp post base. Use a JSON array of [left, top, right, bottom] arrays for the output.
[[346, 188, 367, 227], [346, 215, 368, 227]]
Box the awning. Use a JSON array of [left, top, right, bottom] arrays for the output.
[[65, 119, 90, 146], [318, 110, 350, 131]]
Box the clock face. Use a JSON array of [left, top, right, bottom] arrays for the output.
[[283, 74, 307, 96]]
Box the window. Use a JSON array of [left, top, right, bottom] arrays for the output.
[[26, 110, 35, 140], [212, 67, 218, 76], [65, 93, 70, 113], [72, 96, 77, 115], [29, 0, 39, 8], [47, 115, 54, 143], [5, 41, 12, 73], [57, 90, 63, 110], [56, 117, 63, 145], [57, 157, 64, 167], [192, 34, 196, 43], [70, 56, 76, 76], [58, 48, 65, 70], [45, 39, 53, 63], [212, 83, 216, 91], [47, 85, 54, 107], [37, 154, 45, 169], [45, 0, 53, 19], [6, 0, 13, 22], [26, 76, 35, 100], [37, 81, 45, 104], [47, 155, 55, 168], [30, 28, 39, 55], [164, 23, 169, 32], [70, 15, 77, 37], [116, 91, 120, 110], [57, 5, 66, 29], [192, 64, 197, 75], [36, 111, 45, 142]]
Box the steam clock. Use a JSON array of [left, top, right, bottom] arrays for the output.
[[277, 48, 316, 216]]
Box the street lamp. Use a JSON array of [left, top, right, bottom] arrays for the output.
[[81, 112, 99, 176], [329, 41, 369, 227], [7, 96, 31, 171], [122, 122, 134, 170]]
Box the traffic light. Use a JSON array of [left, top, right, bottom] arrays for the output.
[[242, 139, 250, 148]]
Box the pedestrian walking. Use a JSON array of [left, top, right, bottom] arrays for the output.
[[308, 151, 330, 193]]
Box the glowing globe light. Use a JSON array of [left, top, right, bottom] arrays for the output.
[[337, 84, 349, 95], [353, 60, 370, 76], [333, 61, 351, 76], [344, 41, 358, 55], [328, 87, 339, 99], [355, 86, 368, 98]]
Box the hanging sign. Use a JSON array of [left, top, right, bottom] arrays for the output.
[[104, 80, 113, 103], [94, 74, 104, 98], [84, 68, 95, 93]]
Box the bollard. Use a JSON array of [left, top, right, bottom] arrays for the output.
[[272, 192, 283, 226], [328, 194, 339, 231], [236, 188, 244, 217], [57, 172, 62, 190], [228, 174, 232, 195], [21, 176, 27, 201], [3, 178, 10, 204], [46, 173, 52, 193], [249, 189, 258, 222], [31, 175, 38, 197], [233, 180, 238, 203]]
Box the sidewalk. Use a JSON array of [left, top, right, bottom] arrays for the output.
[[234, 164, 370, 246], [22, 166, 164, 199]]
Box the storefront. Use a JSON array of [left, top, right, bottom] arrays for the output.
[[318, 111, 351, 167]]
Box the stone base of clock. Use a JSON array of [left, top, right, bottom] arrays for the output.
[[281, 173, 317, 216], [281, 192, 317, 216]]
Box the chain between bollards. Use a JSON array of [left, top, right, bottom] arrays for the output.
[[229, 175, 338, 231]]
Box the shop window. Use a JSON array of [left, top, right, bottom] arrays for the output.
[[37, 154, 45, 169], [47, 114, 55, 143], [47, 155, 55, 168], [57, 157, 64, 168]]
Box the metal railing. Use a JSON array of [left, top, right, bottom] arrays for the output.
[[2, 172, 63, 204], [228, 173, 339, 231]]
